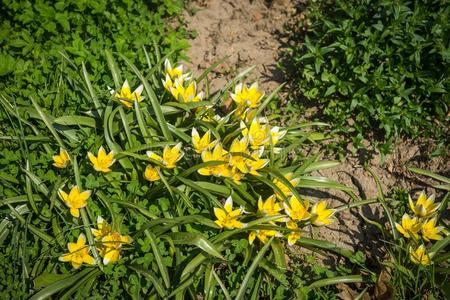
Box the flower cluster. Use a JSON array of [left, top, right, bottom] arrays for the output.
[[91, 217, 133, 265], [394, 192, 445, 265], [58, 217, 132, 269], [163, 59, 204, 103], [213, 173, 336, 247]]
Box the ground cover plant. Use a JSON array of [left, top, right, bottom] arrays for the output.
[[360, 168, 450, 299], [281, 0, 449, 156], [0, 0, 187, 115], [0, 47, 381, 298]]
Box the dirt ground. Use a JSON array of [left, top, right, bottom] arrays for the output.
[[182, 0, 449, 262]]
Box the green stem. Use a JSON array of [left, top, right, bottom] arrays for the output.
[[119, 107, 134, 148]]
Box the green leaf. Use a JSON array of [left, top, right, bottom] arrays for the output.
[[164, 232, 225, 260], [30, 269, 97, 300], [53, 116, 96, 127], [235, 237, 273, 300]]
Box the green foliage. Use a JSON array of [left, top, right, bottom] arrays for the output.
[[364, 170, 450, 299], [0, 46, 371, 298], [0, 0, 188, 114], [282, 0, 449, 155]]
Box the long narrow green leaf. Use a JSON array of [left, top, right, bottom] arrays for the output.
[[164, 232, 225, 260], [254, 83, 284, 116], [7, 204, 55, 244], [196, 56, 230, 83], [236, 237, 273, 300], [105, 50, 122, 88], [30, 96, 65, 147], [129, 264, 167, 299], [53, 116, 96, 128], [134, 100, 152, 144], [145, 230, 171, 289], [307, 275, 364, 289], [408, 167, 450, 184], [82, 62, 102, 110], [297, 237, 358, 261], [30, 268, 97, 300], [212, 268, 232, 300], [368, 169, 398, 239]]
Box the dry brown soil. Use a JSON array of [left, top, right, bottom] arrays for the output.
[[182, 0, 449, 265]]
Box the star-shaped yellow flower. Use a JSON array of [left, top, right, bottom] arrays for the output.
[[248, 229, 280, 244], [231, 82, 264, 109], [164, 59, 184, 79], [198, 143, 231, 178], [144, 165, 161, 182], [258, 195, 283, 217], [91, 216, 112, 240], [100, 232, 133, 265], [229, 137, 250, 174], [52, 148, 70, 168], [241, 119, 270, 150], [310, 201, 335, 226], [409, 245, 431, 265], [88, 146, 116, 173], [395, 214, 422, 239], [213, 197, 246, 229], [284, 196, 311, 221], [58, 186, 91, 218], [59, 233, 95, 269], [113, 80, 144, 109], [286, 220, 301, 246], [192, 128, 217, 154], [421, 218, 443, 242], [409, 192, 440, 218], [147, 143, 184, 169], [247, 149, 269, 175]]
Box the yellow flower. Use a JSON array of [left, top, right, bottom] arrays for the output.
[[58, 186, 91, 218], [241, 119, 270, 150], [147, 142, 184, 169], [247, 150, 269, 175], [213, 196, 246, 229], [192, 128, 217, 154], [164, 59, 184, 79], [198, 143, 231, 177], [162, 74, 174, 91], [273, 172, 300, 199], [88, 146, 116, 173], [52, 148, 70, 168], [91, 216, 112, 240], [395, 214, 422, 239], [100, 231, 133, 265], [409, 245, 431, 266], [235, 105, 257, 122], [258, 195, 283, 217], [163, 73, 190, 91], [113, 80, 144, 109], [421, 218, 443, 242], [409, 192, 440, 218], [286, 220, 301, 246], [144, 165, 161, 182], [229, 137, 250, 173], [269, 126, 287, 153], [284, 196, 310, 221], [248, 229, 280, 244], [170, 80, 204, 103], [59, 233, 95, 269], [310, 201, 335, 226], [231, 82, 264, 109]]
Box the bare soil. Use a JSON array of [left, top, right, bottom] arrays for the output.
[[183, 0, 449, 259]]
